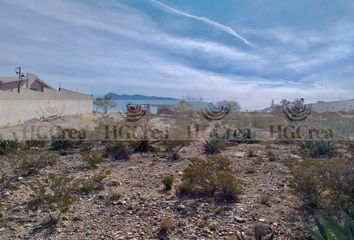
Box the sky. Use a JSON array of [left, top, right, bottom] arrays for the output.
[[0, 0, 354, 110]]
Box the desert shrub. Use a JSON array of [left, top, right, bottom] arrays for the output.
[[108, 190, 122, 201], [80, 150, 104, 168], [178, 156, 242, 202], [51, 138, 72, 151], [162, 175, 174, 190], [247, 149, 257, 157], [29, 173, 78, 223], [299, 140, 315, 150], [0, 140, 20, 155], [244, 167, 256, 174], [310, 141, 336, 158], [9, 153, 58, 177], [290, 158, 354, 214], [214, 172, 242, 201], [348, 142, 354, 155], [229, 222, 274, 240], [203, 137, 221, 154], [131, 138, 151, 153], [25, 139, 47, 149], [260, 193, 271, 206], [79, 169, 111, 194], [300, 140, 336, 158], [104, 142, 130, 161], [160, 140, 191, 160], [30, 153, 58, 169], [305, 213, 354, 240], [267, 151, 278, 162], [208, 223, 218, 231], [159, 216, 175, 233]]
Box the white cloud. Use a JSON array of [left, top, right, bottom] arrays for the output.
[[0, 0, 353, 110], [148, 0, 253, 47]]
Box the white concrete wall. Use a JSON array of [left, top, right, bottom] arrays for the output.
[[0, 88, 92, 126], [310, 99, 354, 113]]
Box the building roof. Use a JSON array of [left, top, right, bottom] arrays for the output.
[[0, 73, 54, 89]]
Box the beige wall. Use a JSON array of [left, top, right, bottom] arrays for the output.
[[0, 88, 92, 126]]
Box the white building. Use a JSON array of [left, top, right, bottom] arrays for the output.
[[0, 72, 93, 126], [309, 99, 354, 113]]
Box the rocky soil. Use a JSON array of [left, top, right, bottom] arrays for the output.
[[0, 141, 313, 240]]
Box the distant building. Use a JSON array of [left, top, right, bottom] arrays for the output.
[[260, 98, 354, 113], [309, 99, 354, 113], [0, 73, 52, 92], [0, 71, 93, 126]]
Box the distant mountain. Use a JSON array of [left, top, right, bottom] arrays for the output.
[[105, 92, 179, 101]]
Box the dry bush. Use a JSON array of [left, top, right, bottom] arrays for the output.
[[80, 150, 104, 168], [178, 156, 242, 202], [267, 151, 278, 162], [108, 190, 122, 201], [160, 140, 190, 160], [290, 158, 354, 215], [348, 142, 354, 156], [79, 169, 111, 194], [4, 153, 58, 180], [159, 216, 175, 233], [130, 138, 152, 153], [104, 142, 130, 161], [51, 138, 72, 151], [29, 172, 78, 226], [247, 149, 257, 157], [260, 193, 271, 206]]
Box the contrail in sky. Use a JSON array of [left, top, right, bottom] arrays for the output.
[[148, 0, 253, 47]]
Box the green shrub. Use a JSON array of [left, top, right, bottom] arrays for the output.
[[25, 139, 47, 149], [203, 138, 221, 154], [162, 175, 174, 190], [311, 141, 336, 158], [299, 140, 315, 150], [214, 172, 242, 202], [80, 150, 104, 168], [104, 142, 130, 161], [305, 213, 354, 240], [290, 158, 354, 214], [51, 138, 72, 151], [160, 140, 190, 160], [178, 180, 193, 196], [299, 140, 336, 158], [0, 140, 20, 155], [178, 156, 242, 202]]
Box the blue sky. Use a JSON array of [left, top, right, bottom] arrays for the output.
[[0, 0, 353, 110]]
